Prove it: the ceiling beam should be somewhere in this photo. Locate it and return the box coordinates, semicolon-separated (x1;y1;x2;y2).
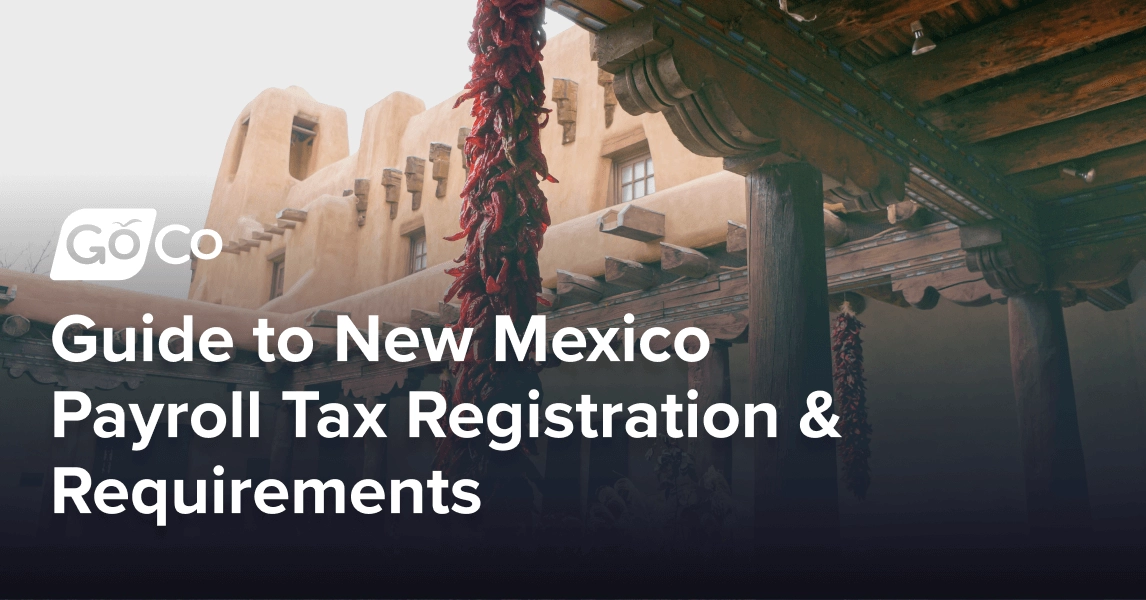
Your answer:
866;0;1146;105
924;35;1146;143
1010;141;1146;201
786;0;961;47
975;96;1146;175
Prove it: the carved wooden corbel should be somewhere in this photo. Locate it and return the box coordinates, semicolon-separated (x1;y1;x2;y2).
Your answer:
405;156;425;211
552;78;579;144
429;143;452;198
5;358;143;391
353;178;370;227
595;4;911;211
381;168;403;219
599;69;618;128
960;221;1045;294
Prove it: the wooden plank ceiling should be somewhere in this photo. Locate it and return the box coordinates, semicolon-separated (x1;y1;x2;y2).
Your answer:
548;0;1146;236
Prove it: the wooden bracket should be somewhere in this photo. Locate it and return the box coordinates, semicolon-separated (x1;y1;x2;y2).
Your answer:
405;157;425;211
553;78;579;144
252;231;273;242
598;68;618;128
960;221;1045;294
382;168;403;219
0;285;15;306
429;143;452;199
354;178;370;227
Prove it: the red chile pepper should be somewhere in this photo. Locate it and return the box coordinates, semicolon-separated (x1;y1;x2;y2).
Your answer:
436;0;553;478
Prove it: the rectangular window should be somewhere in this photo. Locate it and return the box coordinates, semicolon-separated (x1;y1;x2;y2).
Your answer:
269;254;286;300
408;230;427;274
289;115;318;180
616;152;655;203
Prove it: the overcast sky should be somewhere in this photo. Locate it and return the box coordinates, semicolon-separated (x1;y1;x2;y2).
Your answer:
0;1;573;292
0;1;574;180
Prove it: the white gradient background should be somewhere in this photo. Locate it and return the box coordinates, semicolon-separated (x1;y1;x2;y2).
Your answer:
0;0;573;296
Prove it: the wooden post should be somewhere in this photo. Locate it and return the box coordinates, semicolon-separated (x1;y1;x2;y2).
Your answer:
1008;291;1091;538
687;341;732;483
268;386;299;480
745;161;838;550
361;394;389;482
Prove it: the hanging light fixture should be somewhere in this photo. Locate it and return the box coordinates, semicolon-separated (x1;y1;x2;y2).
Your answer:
1062;166;1097;183
911;20;936;56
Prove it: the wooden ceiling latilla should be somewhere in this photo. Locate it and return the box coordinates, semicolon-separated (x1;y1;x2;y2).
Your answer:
864;0;1146;105
554;0;1145;301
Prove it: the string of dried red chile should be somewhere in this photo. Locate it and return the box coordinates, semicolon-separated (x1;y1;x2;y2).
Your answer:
833;310;872;499
437;0;554;479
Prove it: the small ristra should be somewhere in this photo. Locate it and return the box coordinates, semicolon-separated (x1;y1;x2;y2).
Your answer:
832;305;872;499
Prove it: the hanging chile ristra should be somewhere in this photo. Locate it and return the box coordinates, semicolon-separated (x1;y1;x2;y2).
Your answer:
437;0;553;478
832;308;872;499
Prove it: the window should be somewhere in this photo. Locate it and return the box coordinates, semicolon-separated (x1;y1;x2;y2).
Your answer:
269;254;286;300
617;153;655;203
230;116;249;180
408;230;427;274
289;114;318;180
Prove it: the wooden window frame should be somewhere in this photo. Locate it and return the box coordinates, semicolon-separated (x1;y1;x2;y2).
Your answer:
268;250;286;301
607;142;655;206
407;229;428;275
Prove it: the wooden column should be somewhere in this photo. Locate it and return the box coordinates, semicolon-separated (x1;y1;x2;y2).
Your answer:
268;386;299;480
362;394;390;482
745;161;838;550
687;341;732;483
1008;291;1091;537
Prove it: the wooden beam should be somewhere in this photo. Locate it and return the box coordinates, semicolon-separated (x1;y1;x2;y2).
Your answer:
604;256;660;290
866;0;1146;105
277;208;308;222
2;315;30;338
556;269;607;305
264;224;286;235
660;243;713;279
276;219;297;229
252;231;273;242
597;203;665;241
787;0;961;47
726;221;747;258
438;302;461;324
977;96;1146;174
304;309;350;328
1008;291;1091;538
410;309;445;330
924;36;1146;143
596;3;1036;240
1013;141;1146;201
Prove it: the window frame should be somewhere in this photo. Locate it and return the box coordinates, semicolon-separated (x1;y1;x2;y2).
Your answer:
609;144;655;206
268;250;286;301
408;229;428;275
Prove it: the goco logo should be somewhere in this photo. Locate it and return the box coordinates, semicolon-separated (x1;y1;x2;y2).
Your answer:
49;209;222;281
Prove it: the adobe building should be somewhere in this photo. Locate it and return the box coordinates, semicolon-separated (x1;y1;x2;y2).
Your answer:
2;23;1146;552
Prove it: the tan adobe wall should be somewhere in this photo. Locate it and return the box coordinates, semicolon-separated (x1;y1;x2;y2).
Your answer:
188;27;726;312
